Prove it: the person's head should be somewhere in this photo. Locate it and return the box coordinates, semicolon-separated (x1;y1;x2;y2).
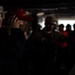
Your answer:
73;23;75;30
59;24;64;31
66;24;71;31
44;16;57;31
4;8;33;32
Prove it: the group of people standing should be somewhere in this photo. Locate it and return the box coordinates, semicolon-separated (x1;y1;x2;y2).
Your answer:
0;7;75;75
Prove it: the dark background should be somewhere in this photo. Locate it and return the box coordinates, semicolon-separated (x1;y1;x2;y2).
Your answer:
0;0;75;16
0;0;75;9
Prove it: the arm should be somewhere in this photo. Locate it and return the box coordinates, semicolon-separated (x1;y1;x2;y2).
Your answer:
9;16;27;59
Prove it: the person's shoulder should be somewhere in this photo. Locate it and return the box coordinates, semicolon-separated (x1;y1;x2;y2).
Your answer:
54;30;62;39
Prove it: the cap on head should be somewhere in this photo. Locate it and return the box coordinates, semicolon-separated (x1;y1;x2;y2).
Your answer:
12;8;33;21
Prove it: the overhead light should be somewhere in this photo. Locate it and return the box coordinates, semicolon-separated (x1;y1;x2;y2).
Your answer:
37;12;44;16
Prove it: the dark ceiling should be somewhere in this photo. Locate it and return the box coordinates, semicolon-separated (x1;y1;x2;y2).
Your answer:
0;0;75;14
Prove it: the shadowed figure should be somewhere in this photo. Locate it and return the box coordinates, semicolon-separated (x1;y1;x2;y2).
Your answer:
0;8;33;75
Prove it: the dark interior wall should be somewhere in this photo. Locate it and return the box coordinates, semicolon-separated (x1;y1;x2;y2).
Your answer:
0;0;75;10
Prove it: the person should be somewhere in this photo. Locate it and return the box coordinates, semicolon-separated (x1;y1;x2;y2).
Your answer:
0;8;33;75
40;16;62;74
27;15;63;75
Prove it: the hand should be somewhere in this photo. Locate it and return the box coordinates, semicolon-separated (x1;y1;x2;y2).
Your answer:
9;15;22;29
